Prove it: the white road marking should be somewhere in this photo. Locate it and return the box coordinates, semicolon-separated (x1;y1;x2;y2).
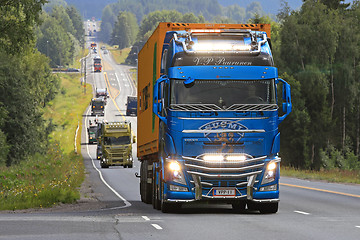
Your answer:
294;210;310;215
115;72;122;93
142;216;150;221
356;226;360;229
151;224;163;230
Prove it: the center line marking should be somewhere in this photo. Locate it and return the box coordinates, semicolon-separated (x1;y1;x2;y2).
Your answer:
152;224;163;230
294;210;310;215
142;216;150;221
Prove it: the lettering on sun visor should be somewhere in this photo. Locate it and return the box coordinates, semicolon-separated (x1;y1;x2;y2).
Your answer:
199;120;247;142
193;57;252;66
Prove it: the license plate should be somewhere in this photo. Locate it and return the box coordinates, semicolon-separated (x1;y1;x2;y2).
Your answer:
213;188;236;197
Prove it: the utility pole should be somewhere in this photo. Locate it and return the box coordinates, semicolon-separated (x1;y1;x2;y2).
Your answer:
84;58;87;94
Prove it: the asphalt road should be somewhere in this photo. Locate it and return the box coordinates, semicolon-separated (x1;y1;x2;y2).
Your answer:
0;28;360;240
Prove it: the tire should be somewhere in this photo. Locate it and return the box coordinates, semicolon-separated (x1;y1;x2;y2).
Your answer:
154;172;161;210
160;181;170;213
140;160;152;204
258;202;279;214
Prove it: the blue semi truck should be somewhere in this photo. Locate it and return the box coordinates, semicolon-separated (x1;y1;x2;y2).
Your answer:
137;23;291;213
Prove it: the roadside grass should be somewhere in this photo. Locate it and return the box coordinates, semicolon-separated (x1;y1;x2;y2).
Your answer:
109;47;131;64
0;73;93;211
281;166;360;184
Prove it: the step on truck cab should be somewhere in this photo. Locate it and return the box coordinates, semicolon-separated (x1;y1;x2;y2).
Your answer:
99;121;136;168
137;23;292;213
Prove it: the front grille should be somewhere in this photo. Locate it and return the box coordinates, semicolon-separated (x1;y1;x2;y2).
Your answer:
183;154;265;191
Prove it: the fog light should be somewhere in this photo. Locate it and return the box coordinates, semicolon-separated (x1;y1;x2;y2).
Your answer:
170;185;188;192
260;184;278;192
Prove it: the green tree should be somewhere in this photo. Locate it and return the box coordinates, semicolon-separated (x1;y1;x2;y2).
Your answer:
36;13;74;67
111;11;139;49
0;0;47;54
0;104;9;166
66;5;85;46
246;2;265;20
223;5;246;23
99;5;117;43
277;1;341;169
51;6;76;39
0;50;59;166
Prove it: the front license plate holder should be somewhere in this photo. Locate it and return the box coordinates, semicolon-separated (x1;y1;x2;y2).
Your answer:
213;188;236;197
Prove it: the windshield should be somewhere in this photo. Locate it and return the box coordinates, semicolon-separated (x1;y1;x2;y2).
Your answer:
92;101;104;108
128;100;137;108
89;126;97;133
170;79;276;108
104;136;130;145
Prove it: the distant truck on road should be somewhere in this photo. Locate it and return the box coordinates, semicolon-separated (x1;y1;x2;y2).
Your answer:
98;121;136;168
87;121;98;144
96;88;109;104
93;56;102;72
91;98;105;116
126;96;137;116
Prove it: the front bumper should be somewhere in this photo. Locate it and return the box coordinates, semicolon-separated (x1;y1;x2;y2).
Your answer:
163;156;281;203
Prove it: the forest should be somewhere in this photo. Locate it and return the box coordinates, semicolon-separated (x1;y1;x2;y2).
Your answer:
0;1;84;166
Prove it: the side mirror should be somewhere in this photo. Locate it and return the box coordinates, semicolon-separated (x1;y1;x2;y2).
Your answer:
278;78;292;123
153;75;168;123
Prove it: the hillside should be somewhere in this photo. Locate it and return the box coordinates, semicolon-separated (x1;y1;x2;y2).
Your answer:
218;0;303;14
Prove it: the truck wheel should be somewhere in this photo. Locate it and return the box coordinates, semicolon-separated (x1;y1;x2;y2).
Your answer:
140;160;152;204
128;163;133;168
100;160;109;168
152;168;161;210
258;202;278;214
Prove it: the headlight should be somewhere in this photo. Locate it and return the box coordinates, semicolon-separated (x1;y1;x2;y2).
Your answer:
167;161;186;185
261;161;278;185
169;161;181;171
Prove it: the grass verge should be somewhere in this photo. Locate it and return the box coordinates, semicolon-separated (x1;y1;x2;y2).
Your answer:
281;166;360;184
0;73;92;211
109;47;131;64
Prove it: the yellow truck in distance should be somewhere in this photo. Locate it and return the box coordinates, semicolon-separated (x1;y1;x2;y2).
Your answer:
99;121;136;168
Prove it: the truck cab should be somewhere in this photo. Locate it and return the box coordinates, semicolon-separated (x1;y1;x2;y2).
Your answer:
91;98;105;116
87;123;98;144
138;23;292;213
100;122;136;168
126;96;137;116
